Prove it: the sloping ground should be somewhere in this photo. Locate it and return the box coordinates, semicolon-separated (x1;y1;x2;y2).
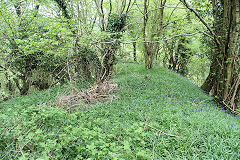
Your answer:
0;63;239;159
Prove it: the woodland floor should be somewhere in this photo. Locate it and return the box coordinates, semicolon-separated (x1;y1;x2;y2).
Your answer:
0;63;240;159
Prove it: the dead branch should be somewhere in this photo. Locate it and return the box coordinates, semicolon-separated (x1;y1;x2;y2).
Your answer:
57;81;120;109
145;124;185;138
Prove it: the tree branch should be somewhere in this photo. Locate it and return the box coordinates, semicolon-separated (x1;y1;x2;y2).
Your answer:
180;0;220;46
0;65;8;71
109;0;112;16
54;0;71;20
166;2;181;25
145;124;185;138
163;31;203;40
125;0;132;14
120;0;126;14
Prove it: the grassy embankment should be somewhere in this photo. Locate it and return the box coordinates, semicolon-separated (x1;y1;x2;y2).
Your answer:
0;63;239;159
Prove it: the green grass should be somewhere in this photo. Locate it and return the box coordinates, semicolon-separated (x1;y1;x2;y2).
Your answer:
0;63;240;159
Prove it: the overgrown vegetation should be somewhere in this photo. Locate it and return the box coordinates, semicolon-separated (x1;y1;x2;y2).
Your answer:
1;64;240;159
0;0;239;159
0;0;239;111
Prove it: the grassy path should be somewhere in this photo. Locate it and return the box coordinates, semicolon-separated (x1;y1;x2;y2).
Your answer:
0;64;239;159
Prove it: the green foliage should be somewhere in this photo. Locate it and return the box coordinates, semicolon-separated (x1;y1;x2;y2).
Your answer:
1;64;239;159
0;1;73;96
187;55;210;86
106;13;126;40
0;0;239;158
0;0;216;101
107;14;126;33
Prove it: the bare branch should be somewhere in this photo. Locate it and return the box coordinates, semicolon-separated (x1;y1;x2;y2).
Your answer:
93;0;105;31
100;0;104;17
145;124;185;138
230;74;240;110
0;65;8;71
109;0;112;15
180;0;220;46
125;0;132;14
166;2;181;25
147;5;187;15
120;0;126;14
163;31;202;40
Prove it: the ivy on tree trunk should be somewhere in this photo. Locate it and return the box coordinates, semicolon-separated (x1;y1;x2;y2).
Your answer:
183;0;240;111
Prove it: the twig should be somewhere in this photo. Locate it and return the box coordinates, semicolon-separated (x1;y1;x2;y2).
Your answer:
18;144;25;158
145;124;185;138
222;101;237;114
142;119;149;140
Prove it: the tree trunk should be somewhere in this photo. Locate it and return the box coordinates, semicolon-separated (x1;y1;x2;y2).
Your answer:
201;0;240;111
145;50;153;69
142;0;166;69
80;55;91;79
201;57;218;93
168;47;174;70
100;42;117;81
133;42;137;62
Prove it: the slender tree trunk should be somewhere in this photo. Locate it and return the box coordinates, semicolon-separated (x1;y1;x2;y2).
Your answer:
133;42;137;61
142;0;166;69
168;47;174;70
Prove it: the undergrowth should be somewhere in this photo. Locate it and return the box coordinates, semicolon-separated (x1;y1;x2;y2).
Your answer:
0;63;240;159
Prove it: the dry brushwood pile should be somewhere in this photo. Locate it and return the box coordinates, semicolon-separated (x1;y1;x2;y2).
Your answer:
57;81;120;109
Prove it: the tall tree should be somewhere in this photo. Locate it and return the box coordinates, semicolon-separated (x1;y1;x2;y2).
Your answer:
182;0;240;111
93;0;134;81
142;0;166;69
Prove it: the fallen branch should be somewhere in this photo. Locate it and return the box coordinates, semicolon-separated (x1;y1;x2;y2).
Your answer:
145;124;185;138
57;81;120;109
